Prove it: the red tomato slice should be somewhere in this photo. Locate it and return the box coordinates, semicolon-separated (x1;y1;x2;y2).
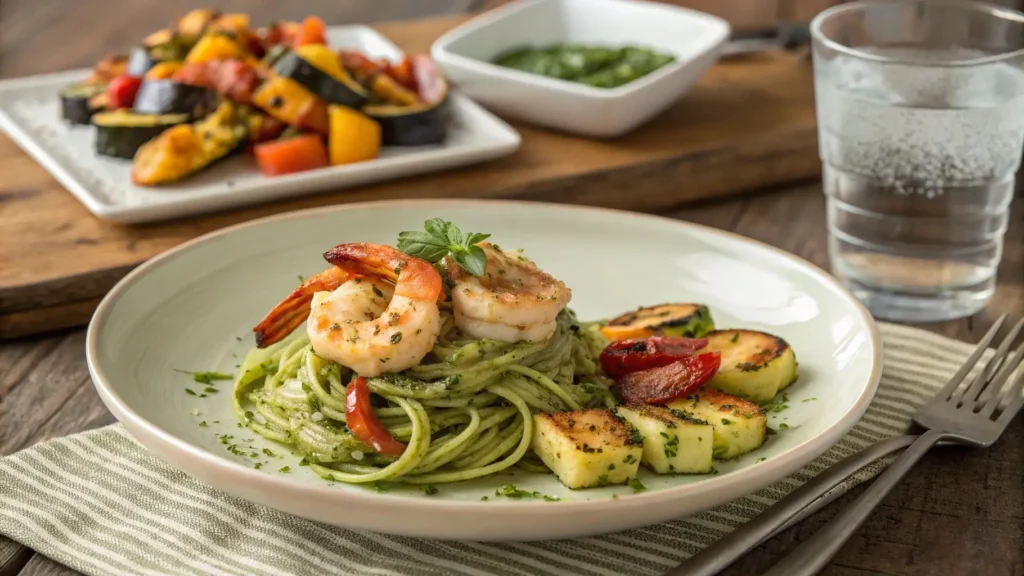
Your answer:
253;134;329;176
600;336;708;380
618;352;721;405
345;377;406;457
107;74;142;109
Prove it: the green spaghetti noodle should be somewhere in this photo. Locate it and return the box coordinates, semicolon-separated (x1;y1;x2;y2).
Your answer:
233;309;613;485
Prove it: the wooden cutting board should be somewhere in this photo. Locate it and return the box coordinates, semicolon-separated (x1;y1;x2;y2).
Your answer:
0;15;820;339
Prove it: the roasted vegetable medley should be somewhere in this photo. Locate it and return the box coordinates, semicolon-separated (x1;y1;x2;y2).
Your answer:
59;9;449;186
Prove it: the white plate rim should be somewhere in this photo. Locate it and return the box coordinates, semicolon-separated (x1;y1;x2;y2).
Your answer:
85;199;882;524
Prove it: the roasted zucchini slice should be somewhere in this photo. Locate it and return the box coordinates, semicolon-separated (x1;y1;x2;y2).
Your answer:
701;329;798;403
531;409;642;489
60;82;107;125
133;80;218;119
669;389;767;460
601;303;715;341
273;49;368;108
131;101;246;185
92;110;189;159
616;404;714;474
362;62;449;146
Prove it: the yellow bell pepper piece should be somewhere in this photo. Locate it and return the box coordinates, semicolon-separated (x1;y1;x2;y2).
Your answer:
328;105;381;165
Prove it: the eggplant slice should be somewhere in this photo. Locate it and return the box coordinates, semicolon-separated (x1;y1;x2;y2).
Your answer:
363;78;449;147
133;80;218;119
60;82;107;125
272;49;368;108
92;110;189;159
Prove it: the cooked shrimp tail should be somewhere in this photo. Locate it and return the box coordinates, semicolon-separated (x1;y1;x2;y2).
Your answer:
323;242;443;302
253;266;352;347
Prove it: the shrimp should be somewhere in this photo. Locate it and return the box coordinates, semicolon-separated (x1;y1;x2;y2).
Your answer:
445;242;571;342
253;266;352;347
253;243;443;377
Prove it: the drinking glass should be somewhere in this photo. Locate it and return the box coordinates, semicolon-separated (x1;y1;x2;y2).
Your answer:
811;0;1024;322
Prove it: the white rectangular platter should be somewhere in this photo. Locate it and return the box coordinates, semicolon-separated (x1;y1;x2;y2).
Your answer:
0;25;521;224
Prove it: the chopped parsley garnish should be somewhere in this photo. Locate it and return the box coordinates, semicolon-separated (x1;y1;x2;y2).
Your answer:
663;434;679;458
397;218;491;276
391;332;403;344
623;454;637;464
628;478;646;493
756;457;767;463
779;423;790;430
184;389;197;396
730;332;740;343
424;485;439;496
279;466;291;473
198;421;207;428
175;369;233;385
262;448;277;458
372;286;384;298
253;463;262;470
803;397;817;402
298;457;310;466
480;496;489;501
494;484;559;501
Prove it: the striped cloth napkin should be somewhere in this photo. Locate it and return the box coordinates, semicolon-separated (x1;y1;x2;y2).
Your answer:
0;323;975;576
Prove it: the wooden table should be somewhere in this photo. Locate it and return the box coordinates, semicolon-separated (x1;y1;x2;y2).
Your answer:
1;2;1022;576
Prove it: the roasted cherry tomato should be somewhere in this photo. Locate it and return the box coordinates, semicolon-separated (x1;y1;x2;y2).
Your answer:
600;336;708;380
345;377;406;456
618;352;722;405
107;74;142;109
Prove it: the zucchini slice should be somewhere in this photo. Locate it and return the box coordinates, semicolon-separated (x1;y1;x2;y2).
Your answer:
133;80;218;119
92;110;189;159
701;329;799;403
60;82;107;125
602;303;715;341
616;404;714;474
531;409;643;489
131;101;246;185
669;389;767;460
272;49;368;108
362;63;449;147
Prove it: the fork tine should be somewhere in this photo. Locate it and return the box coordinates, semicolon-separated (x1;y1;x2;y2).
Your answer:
940;314;1007;404
994;367;1024;427
957;317;1024;407
977;340;1024;413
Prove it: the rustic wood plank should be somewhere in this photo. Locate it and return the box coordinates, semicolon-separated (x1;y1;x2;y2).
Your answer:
14;555;78;576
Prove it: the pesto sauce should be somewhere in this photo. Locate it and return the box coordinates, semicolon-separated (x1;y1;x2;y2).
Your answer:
493;44;675;88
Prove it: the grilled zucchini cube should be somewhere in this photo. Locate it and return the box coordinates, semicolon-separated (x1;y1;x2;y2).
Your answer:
701;329;798;403
669;389;767;460
601;303;714;341
616;405;714;474
532;409;643;489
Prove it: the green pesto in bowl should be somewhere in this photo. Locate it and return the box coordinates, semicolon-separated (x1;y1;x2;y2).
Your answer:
493;44;676;88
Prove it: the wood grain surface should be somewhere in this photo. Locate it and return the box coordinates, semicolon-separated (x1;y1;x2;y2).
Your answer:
1;2;1023;576
0;16;821;339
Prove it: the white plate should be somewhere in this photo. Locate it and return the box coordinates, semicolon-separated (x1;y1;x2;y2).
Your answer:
86;200;881;541
0;26;520;224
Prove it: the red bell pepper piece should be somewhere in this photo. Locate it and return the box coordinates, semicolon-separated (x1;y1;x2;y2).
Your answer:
253;134;329;176
600;336;708;380
618;352;722;405
345;377;406;457
293;16;327;47
106;74;142;109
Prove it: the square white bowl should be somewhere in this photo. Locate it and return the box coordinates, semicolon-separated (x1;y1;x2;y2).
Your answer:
431;0;731;138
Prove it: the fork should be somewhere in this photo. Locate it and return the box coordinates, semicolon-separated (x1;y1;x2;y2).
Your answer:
759;314;1024;576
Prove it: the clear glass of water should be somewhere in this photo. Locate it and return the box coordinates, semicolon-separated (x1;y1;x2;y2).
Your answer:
811;0;1024;322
